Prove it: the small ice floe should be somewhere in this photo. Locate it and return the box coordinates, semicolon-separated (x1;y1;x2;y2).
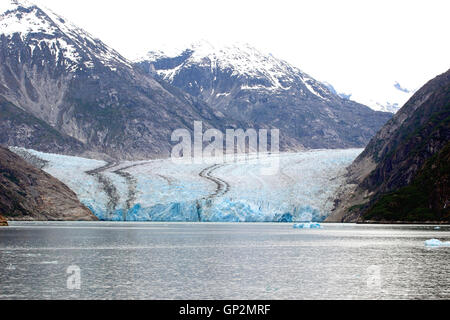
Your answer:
6;264;16;271
424;239;450;247
293;223;322;229
39;261;59;265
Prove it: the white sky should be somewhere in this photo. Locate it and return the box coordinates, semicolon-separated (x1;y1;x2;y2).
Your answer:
33;0;449;108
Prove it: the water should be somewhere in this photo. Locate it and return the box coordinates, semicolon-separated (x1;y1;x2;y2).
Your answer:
0;222;449;300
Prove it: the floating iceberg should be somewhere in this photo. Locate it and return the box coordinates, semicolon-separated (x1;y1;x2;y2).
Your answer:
6;264;16;271
424;239;450;247
293;223;323;229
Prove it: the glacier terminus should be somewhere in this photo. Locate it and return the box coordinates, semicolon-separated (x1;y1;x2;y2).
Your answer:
11;148;362;222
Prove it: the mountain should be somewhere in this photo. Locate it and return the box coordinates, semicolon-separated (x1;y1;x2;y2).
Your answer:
0;0;232;160
0;146;97;221
323;81;415;114
327;69;450;222
322;82;352;101
136;41;393;149
349;81;416;114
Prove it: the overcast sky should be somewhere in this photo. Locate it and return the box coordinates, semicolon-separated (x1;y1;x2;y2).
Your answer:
33;0;449;108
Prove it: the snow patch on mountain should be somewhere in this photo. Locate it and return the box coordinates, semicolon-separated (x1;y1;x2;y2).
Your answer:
0;0;131;71
323;80;417;114
349;82;416;113
138;40;335;97
394;81;414;94
1;1;59;37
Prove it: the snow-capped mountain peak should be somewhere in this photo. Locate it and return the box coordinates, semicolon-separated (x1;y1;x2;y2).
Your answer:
135;41;392;149
0;0;131;71
140;41;294;82
1;1;244;160
341;81;417;114
0;0;57;37
138;40;337;99
0;0;32;15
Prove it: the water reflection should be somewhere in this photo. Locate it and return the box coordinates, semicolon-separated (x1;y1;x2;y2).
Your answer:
0;222;449;299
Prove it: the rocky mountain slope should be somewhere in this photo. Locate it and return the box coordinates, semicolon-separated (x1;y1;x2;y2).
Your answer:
136;41;393;149
327;69;450;222
0;0;234;160
0;146;97;221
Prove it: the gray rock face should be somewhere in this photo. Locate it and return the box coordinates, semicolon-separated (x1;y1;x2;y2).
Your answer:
0;96;86;155
1;1;392;160
0;1;235;160
0;146;97;221
328;69;450;222
136;41;393;149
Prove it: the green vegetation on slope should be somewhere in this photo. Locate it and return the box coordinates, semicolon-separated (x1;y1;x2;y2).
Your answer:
364;142;450;222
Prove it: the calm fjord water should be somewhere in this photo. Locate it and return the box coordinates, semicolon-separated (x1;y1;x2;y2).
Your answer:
0;222;449;300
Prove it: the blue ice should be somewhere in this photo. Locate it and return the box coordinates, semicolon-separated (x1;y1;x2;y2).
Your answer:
293;223;323;229
15;148;362;222
425;239;450;247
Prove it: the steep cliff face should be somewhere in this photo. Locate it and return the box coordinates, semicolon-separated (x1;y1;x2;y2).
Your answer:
0;146;97;221
363;144;449;222
328;69;450;222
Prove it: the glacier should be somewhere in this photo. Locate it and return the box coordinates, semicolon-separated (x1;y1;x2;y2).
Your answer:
11;148;362;222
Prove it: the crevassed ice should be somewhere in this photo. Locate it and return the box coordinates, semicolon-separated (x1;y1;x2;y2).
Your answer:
19;148;362;222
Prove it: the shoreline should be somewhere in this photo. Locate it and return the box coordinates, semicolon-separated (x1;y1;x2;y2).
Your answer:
2;220;449;226
0;215;8;226
355;220;450;225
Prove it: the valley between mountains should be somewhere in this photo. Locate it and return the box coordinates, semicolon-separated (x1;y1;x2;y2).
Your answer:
0;0;448;223
9;147;361;222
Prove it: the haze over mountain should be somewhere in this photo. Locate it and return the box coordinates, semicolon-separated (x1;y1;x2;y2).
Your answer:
324;80;416;113
328;69;450;222
136;41;392;149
